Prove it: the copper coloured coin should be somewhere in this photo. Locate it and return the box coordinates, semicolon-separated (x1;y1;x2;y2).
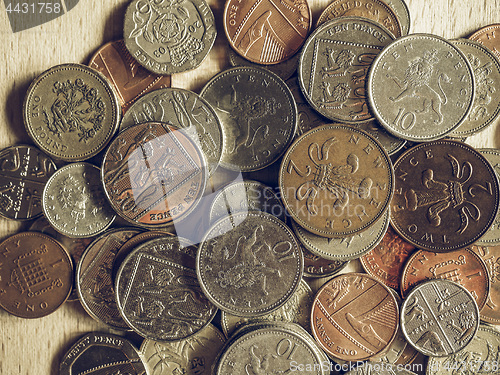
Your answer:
469;24;500;59
311;273;399;361
101;122;207;228
471;245;500;324
0;232;72;318
224;0;311;65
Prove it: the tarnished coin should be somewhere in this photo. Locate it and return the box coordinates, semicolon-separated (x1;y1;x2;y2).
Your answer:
391;140;500;252
472;245;500;324
88;39;171;112
311;273;399;361
0;145;56;220
400;248;490;310
298;17;394;124
120;88;223;175
400;279;479;357
116;236;217;341
208;179;286;223
360;225;416;290
221;279;314;338
0;232;72;318
357;121;407;156
59;332;146;375
279;124;394;238
223;0;311;65
23;63;121;161
197;211;303;317
302;246;348;279
384;0;411;35
200;67;297;172
316;0;402;38
42;163;116;238
123;0;216;75
76;228;143;329
469;24;500;60
140;324;225;375
368;34;475;142
101;122;207;228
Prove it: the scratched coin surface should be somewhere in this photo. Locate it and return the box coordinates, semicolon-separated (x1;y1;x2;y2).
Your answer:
42;163;116;238
472;245;500;324
0;145;56;221
101;122;207;227
140;324;225;375
76;228;143;329
59;332;146;375
391;140;500;252
23;63;121;161
280;124;394;238
368;34;475;142
400;279;479;357
88;39;171;112
400;248;490;310
116;236;217;341
123;0;216;75
311;273;399;361
469;24;500;60
223;0;311;65
0;232;72;318
302;245;348;278
298;16;394;124
316;0;402;38
197;211;303;317
200;66;297;172
120;88;223;175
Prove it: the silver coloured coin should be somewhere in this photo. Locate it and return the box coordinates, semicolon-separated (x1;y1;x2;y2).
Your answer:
385;0;411;35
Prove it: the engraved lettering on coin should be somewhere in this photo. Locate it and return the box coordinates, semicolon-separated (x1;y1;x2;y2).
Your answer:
469;24;500;59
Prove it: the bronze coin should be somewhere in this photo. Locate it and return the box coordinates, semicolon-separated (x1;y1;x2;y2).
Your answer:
391;140;500;252
101;122;207;228
360;225;416;290
311;273;399;361
400;247;490;310
0;232;72;318
0;144;56;221
302;245;348;279
469;24;500;59
88;39;171;113
224;0;311;65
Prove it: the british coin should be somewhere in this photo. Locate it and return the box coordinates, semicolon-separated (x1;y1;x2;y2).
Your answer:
400;279;479;357
298;17;394;124
390;140;500;252
302;245;348;278
447;39;500;137
360;225;416;290
197;211;303;317
472;245;500;324
140;324;225;375
368;34;475;142
384;0;411;35
23;63;121;161
0;145;56;220
357;121;407;156
223;0;311;65
119;88;223;175
316;0;402;38
221;279;314;338
426;324;500;375
400;248;490;310
59;332;146;375
42;163;116;238
123;0;216;75
311;273;399;361
469;24;500;60
101;122;207;228
0;232;72;318
279;124;394;238
199;66;297;172
88;39;171;112
115;236;217;341
76;227;143;329
208;179;286;223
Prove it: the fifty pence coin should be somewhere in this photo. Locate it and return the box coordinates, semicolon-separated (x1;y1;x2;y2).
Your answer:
42;162;116;238
400;279;479;357
472;244;500;324
0;145;56;220
123;0;216;75
23;63;121;161
469;24;500;60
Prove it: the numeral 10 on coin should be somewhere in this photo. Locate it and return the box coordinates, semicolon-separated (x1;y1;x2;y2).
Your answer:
276;338;298;360
393;107;416;130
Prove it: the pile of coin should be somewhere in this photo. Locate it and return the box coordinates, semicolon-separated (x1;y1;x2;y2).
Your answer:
2;0;500;374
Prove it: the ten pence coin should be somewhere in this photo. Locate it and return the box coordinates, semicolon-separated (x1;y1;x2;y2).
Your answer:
469;24;500;59
23;63;121;161
279;124;394;238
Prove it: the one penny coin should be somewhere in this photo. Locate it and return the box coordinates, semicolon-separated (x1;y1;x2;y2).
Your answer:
469;24;500;59
472;244;500;324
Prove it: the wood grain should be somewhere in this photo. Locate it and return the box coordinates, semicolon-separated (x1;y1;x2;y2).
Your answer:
0;0;499;374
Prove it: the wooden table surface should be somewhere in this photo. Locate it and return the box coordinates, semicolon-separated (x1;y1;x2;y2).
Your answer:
1;0;499;374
